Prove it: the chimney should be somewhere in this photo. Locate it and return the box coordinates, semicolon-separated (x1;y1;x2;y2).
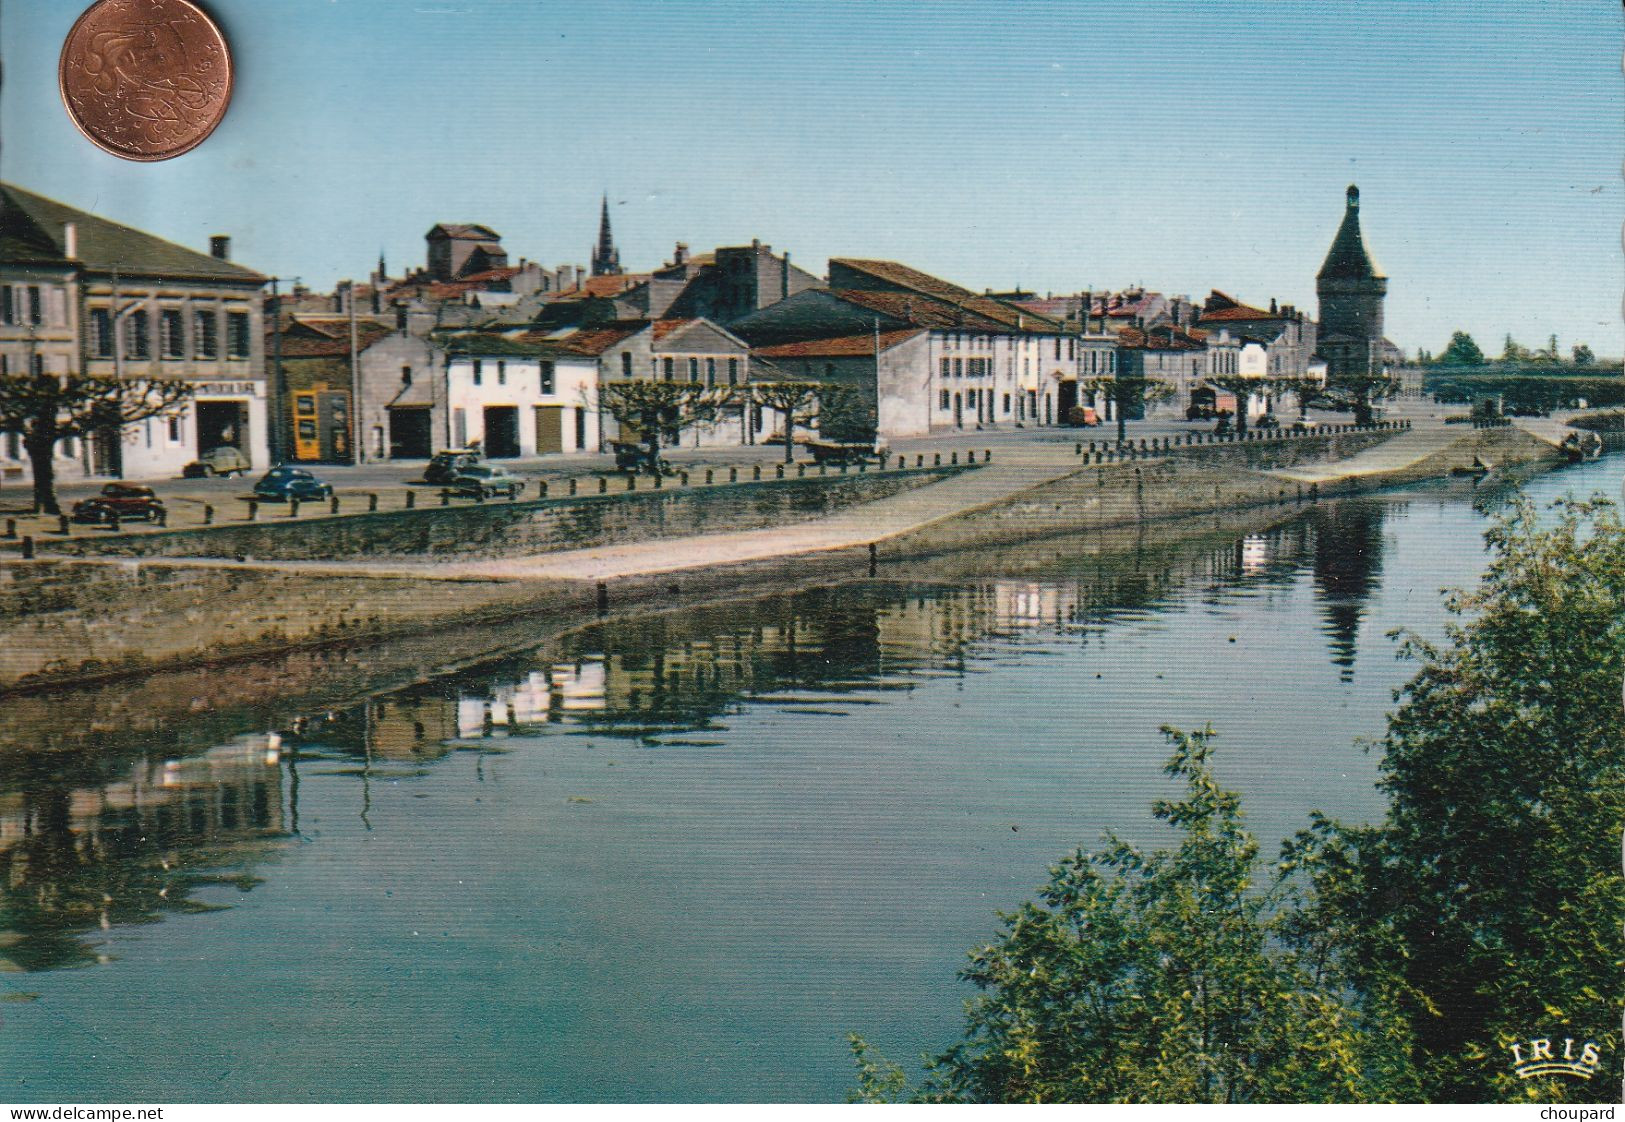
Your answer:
575;265;586;288
781;251;790;300
210;235;231;261
63;222;78;260
674;242;689;266
751;238;761;250
1270;297;1278;315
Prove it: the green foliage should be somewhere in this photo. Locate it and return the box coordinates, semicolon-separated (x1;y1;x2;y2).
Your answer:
1568;409;1625;432
1290;496;1625;1102
1424;373;1625;415
1571;344;1596;367
862;728;1415;1103
855;495;1625;1104
1437;331;1486;367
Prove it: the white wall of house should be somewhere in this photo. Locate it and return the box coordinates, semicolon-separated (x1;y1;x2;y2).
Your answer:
445;354;597;456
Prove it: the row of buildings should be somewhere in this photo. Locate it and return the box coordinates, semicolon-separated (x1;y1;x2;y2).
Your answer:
0;184;1398;481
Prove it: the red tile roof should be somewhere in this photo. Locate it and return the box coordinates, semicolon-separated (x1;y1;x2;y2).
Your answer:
753;328;926;358
271;320;393;357
833;289;1053;336
541;274;650;302
1118;325;1205;352
518;321;650;356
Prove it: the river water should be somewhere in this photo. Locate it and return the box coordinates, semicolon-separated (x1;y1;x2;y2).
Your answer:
3;455;1619;1103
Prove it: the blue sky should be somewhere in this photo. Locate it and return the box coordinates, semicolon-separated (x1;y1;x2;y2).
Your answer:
5;0;1621;356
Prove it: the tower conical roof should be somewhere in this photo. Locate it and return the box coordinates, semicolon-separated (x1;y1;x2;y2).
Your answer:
1317;185;1384;281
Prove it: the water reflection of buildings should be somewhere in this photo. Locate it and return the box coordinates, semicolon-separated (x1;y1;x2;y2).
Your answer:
0;733;287;972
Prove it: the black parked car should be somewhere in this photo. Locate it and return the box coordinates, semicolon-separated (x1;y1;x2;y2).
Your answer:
424;449;483;485
253;466;335;502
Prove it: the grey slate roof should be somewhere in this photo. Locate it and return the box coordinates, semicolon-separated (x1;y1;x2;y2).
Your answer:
0;182;267;285
1317;185;1384;281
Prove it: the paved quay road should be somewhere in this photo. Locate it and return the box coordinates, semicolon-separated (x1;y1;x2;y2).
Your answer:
0;407;1451;541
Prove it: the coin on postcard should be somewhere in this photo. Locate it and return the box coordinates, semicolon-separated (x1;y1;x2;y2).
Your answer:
58;0;233;162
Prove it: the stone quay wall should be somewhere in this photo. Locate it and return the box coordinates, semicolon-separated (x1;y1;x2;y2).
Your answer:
895;425;1559;556
41;465;965;562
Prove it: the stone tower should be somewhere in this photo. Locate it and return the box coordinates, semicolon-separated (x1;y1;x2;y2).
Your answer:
590;194;621;277
1316;185;1388;379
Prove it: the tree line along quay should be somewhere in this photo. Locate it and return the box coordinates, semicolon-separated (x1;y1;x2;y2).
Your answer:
12;178;1610;523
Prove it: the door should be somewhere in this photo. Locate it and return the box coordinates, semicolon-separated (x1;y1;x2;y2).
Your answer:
534;405;564;455
484;405;520;458
389;407;432;458
1057;379;1078;424
292;393;321;461
91;425;122;477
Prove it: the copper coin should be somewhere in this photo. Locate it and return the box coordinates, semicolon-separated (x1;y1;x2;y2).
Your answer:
58;0;233;162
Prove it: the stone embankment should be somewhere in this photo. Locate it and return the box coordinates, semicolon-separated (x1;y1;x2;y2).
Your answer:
0;421;1564;691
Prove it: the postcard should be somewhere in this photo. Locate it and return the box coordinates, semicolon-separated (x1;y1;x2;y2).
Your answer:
0;0;1620;1111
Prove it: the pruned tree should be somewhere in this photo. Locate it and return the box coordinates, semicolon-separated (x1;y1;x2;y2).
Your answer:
1571;342;1595;367
597;380;735;470
1327;371;1400;425
1203;373;1273;435
1080;374;1175;444
1270;376;1322;422
0;372;193;514
748;381;863;462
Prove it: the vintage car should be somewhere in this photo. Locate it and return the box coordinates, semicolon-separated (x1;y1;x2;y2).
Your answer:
252;465;335;502
424;449;483;485
807;438;889;466
182;445;251;478
71;483;166;524
610;441;674;476
447;464;524;498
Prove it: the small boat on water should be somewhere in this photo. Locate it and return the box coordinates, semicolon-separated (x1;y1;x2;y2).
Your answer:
1451;455;1494;477
1560;431;1603;463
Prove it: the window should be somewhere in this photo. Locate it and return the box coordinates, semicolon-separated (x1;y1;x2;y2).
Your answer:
161;309;185;358
27;286;41;326
472;359;483;385
226;311;250;358
967;389;978;408
706;358;716;386
953;358;963;378
127;310;149;358
1054;338;1062;359
497;360;507;385
727;358;739;385
90;308;113;358
0;287;11;325
687;357;699;383
940;357;950;379
401;365;413;385
194;310;218;358
824;363;835;379
1003;393;1011;414
540;361;555;394
5;431;18;459
662;357;674;381
168;414;182;442
621;352;632;377
940;389;950;411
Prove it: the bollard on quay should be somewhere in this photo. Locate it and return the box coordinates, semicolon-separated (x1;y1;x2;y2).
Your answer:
916;454;924;468
156;508;167;527
441;491;450;506
538;480;549;498
627;475;636;491
247;499;258;521
798;464;806;477
330;495;340;515
653;473;662;489
599;477;608;493
729;467;738;483
752;465;761;481
934;453;941;466
368;493;379;512
405;490;416;509
596;581;609;614
775;465;784;479
20;535;33;559
290;498;301;517
3;518;13;539
57;514;70;535
984;448;991;462
704;469;714;485
108;511;120;533
950;452;958;465
680;471;690;486
569;478;578;496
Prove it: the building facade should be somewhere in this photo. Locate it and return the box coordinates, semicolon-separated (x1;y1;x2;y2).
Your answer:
1;183;268;482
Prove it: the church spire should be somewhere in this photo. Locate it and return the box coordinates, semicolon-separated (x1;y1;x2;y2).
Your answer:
591;194;622;277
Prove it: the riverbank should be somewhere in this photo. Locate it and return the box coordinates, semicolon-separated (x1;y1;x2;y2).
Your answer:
0;422;1562;691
